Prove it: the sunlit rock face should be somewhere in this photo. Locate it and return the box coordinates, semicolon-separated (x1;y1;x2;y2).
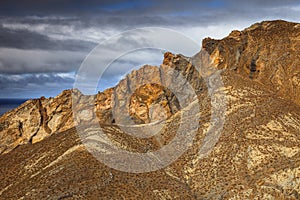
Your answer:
202;20;300;106
0;20;300;199
0;89;77;154
128;83;176;124
112;53;204;125
0;51;203;154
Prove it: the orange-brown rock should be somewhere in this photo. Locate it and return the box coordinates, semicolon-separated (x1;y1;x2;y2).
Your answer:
0;20;299;199
0;52;203;154
129;83;176;124
112;55;203;125
0;89;78;154
202;20;300;106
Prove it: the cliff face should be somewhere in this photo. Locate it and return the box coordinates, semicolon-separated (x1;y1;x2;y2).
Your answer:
0;52;203;154
202;20;300;105
0;90;76;154
0;20;300;199
112;53;204;124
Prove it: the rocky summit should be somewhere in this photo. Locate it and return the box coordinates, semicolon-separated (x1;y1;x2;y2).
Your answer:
0;20;300;199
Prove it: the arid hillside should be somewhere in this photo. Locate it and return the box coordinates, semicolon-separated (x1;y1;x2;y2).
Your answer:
0;20;299;199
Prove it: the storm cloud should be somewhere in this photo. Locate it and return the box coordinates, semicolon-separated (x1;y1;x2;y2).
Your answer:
0;0;300;98
0;72;75;98
0;24;96;51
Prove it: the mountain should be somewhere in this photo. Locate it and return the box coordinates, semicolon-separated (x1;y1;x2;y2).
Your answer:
0;52;204;155
0;20;299;199
202;20;300;106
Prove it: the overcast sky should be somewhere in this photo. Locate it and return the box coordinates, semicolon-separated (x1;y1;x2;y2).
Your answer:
0;0;300;98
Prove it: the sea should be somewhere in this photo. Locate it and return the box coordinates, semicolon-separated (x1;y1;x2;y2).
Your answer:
0;99;28;116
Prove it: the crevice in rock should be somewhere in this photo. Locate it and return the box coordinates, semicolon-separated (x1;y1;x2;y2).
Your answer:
17;121;23;137
249;47;261;79
36;99;52;134
126;75;132;94
28;129;38;144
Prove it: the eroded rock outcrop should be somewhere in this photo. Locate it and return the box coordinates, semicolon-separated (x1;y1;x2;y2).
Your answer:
128;83;176;124
112;54;204;124
0;52;203;154
202;20;300;105
0;89;77;154
0;20;299;199
2;20;300;155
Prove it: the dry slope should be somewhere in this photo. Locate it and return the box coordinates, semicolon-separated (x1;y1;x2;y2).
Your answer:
0;20;299;199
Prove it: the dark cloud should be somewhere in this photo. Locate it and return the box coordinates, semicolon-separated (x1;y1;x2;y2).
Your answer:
0;73;73;88
0;24;96;51
0;0;299;98
0;0;298;16
0;1;295;30
0;73;74;98
0;48;86;74
1;0;300;31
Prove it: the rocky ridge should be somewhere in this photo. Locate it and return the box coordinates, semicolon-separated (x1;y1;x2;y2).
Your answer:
0;20;299;199
0;52;203;155
202;20;300;105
